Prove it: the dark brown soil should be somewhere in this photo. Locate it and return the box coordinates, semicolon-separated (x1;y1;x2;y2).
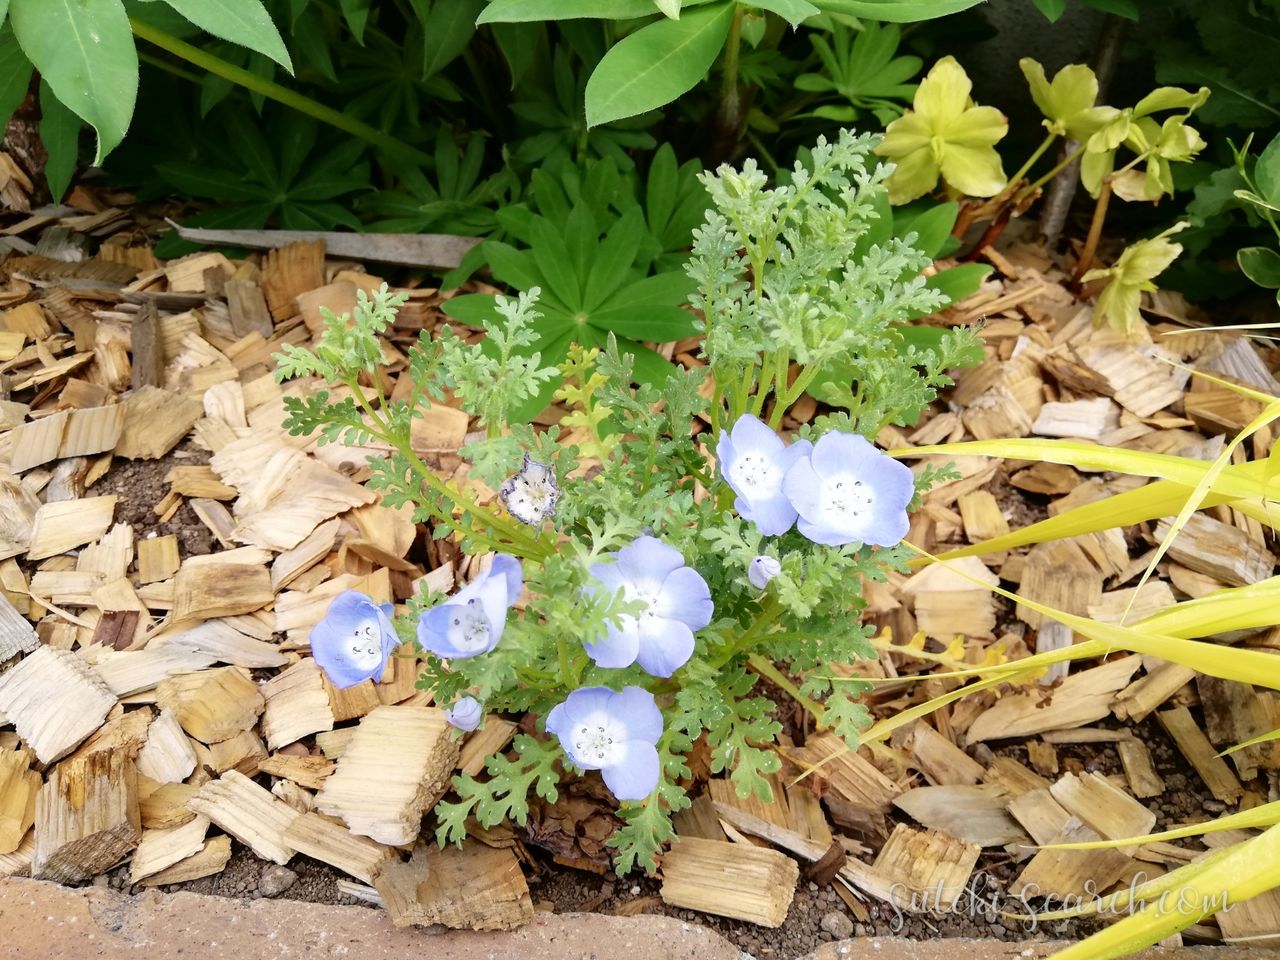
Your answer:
90;445;216;557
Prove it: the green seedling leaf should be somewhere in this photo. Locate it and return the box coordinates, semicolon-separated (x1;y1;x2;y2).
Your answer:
751;0;820;25
585;2;734;127
38;79;79;201
1239;246;1280;289
10;0;137;162
815;0;986;22
478;0;658;23
158;0;293;72
1255;130;1280;207
0;22;31;128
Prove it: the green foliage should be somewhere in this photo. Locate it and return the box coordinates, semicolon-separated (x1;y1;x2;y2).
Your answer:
0;0;292;196
275;131;972;874
794;22;921;125
1227;131;1280;305
153;108;368;256
441;151;706;418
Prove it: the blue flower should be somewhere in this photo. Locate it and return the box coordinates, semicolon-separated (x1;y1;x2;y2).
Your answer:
748;555;781;589
717;414;813;536
417;554;523;659
310;591;399;689
500;454;559;526
585;536;712;678
444;696;483;732
782;432;915;547
545;686;662;801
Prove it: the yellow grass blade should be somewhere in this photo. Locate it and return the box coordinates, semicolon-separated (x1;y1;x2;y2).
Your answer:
1134;576;1280;639
1034;800;1280;850
1036;825;1280;956
1222;727;1280;757
1121;394;1280;621
906;545;1280;691
893;439;1279;500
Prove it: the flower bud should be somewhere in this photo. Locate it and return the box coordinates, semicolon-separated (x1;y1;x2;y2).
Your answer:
444;696;483;732
748;555;781;589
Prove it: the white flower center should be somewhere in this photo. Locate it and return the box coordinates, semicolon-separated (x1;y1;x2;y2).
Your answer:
446;598;492;652
622;581;661;621
729;453;780;495
571;711;627;767
823;477;873;519
347;620;383;670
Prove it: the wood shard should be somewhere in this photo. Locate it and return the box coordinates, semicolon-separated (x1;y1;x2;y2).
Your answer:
136;535;180;584
26;496;117;560
260;659;335;750
139;781;198;829
139;834;231;887
170;561;274;623
282;811;391;884
1157;707;1244;803
187;770;300;865
33;748;140;884
965;655;1141;743
116;386;204;460
129;814;209;883
314;705;459;846
782;734;901;816
892;784;1026;846
0;748;39;855
660;836;798;927
0;647;116;763
1154;512;1274;588
155;667;264;745
374;840;534;930
258;753;334;790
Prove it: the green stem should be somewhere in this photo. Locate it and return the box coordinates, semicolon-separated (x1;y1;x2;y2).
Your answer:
768;363;819;430
129;18;430;166
713;6;745;151
1015;143;1086;204
138;51;202;84
345;378;547;559
746;654;825;723
1007;132;1059;188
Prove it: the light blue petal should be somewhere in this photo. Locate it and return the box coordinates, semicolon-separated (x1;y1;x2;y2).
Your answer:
782;455;823;521
614;535;686;583
602;740;660;801
715;431;736;483
634;616;695;677
416;601;495;659
557;686;618;727
310;591;395;689
588;561;628;595
584;617;640;669
612;686;663;744
654;566;713;629
858;505;911;547
796;513;859;547
861;455;916;510
811;431;878;479
730;414;786;458
738;492;798;536
488;554;524;606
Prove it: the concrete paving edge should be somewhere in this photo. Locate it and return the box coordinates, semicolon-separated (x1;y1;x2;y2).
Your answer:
0;878;1270;960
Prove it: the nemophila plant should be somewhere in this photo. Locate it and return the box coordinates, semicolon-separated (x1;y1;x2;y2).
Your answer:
276;130;977;874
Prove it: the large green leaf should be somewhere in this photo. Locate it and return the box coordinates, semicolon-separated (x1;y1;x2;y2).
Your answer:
38;79;79;201
0;1;8;27
478;0;657;23
337;0;370;42
10;0;136;162
0;22;31;129
158;0;292;71
1239;246;1280;289
751;0;820;25
585;1;734;127
422;0;483;77
815;0;985;22
1255;131;1280;208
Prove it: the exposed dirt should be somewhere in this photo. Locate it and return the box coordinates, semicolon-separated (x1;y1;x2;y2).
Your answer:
90;445;215;557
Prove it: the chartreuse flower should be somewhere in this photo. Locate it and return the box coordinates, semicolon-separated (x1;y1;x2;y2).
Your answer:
545;686;662;801
874;56;1008;204
444;696;483;732
1080;86;1210;201
1019;58;1119;143
417;555;523;659
310;591;399;689
717;414;812;536
1082;223;1188;335
783;432;915;547
586;536;713;678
